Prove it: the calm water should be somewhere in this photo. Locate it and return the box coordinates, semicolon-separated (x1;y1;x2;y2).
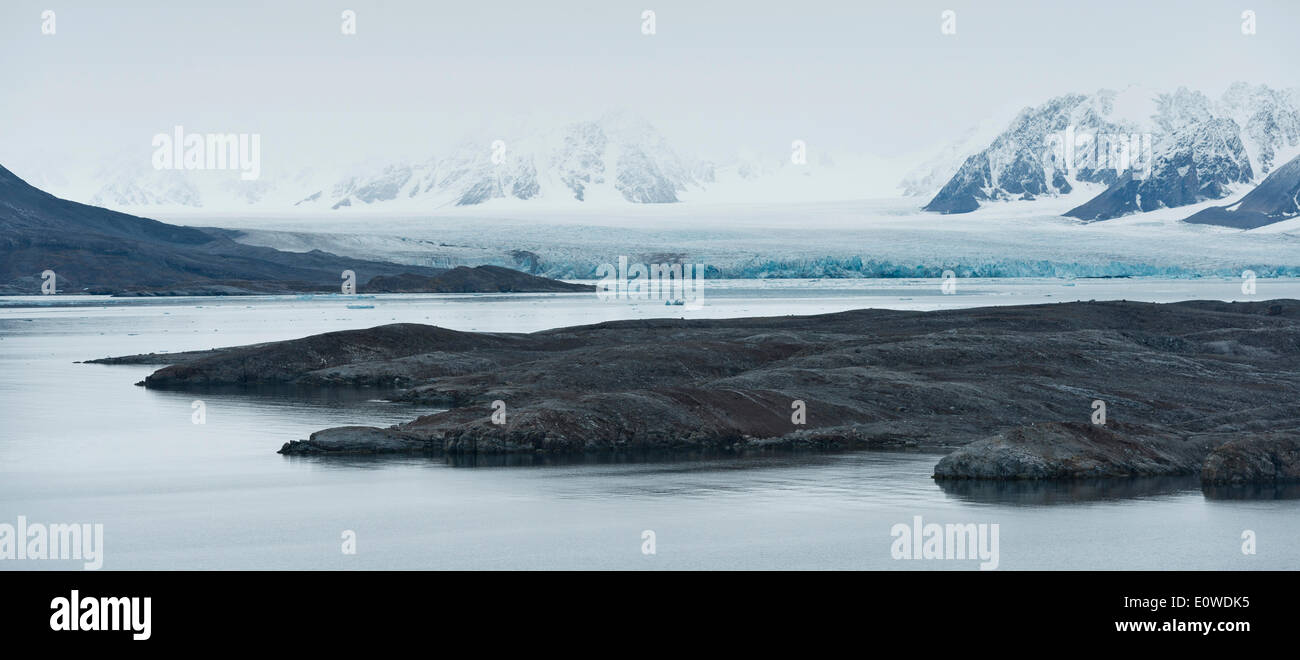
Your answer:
1;278;1297;570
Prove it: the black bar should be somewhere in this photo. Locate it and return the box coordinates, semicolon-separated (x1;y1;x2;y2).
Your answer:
0;570;1285;647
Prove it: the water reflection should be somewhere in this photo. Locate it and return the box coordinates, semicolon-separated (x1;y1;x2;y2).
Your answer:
936;476;1198;505
143;382;410;403
1202;483;1300;500
280;446;933;471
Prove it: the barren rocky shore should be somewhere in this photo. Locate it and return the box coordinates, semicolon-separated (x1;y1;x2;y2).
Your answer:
91;299;1300;484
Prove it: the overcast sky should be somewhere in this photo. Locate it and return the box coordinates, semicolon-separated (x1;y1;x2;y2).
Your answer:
2;0;1297;177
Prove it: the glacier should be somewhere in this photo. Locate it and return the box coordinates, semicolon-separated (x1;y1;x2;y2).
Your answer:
157;192;1300;281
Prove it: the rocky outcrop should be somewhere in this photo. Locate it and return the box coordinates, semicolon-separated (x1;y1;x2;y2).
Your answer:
279;426;434;455
1201;435;1300;484
95;299;1300;462
932;422;1216;480
114;324;519;389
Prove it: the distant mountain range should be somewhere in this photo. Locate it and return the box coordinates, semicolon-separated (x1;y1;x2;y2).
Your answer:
12;84;1300;229
920;83;1300;224
50;112;895;212
318;112;707;209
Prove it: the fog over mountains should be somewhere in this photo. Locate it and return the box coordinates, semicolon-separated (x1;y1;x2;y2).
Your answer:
319;112;710;209
17;83;1300;229
55;111;896;212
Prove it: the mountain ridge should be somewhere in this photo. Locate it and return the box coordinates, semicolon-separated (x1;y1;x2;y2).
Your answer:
923;84;1300;222
1183;153;1300;229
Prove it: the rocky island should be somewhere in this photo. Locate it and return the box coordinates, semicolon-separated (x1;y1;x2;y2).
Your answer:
91;299;1300;484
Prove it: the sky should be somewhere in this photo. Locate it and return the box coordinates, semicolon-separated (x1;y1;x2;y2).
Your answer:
1;0;1297;181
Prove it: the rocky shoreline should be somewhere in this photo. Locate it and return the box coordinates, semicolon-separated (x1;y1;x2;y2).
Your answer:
931;421;1219;480
93;299;1300;484
1201;435;1300;484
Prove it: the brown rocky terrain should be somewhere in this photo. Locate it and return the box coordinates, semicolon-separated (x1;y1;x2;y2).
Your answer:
1202;435;1300;484
92;299;1300;482
932;422;1219;480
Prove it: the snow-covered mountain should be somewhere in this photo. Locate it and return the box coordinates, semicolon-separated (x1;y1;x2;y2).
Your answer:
34;112;900;213
1066;113;1253;221
923;84;1300;220
71;152;328;211
23;85;1299;220
309;112;710;210
898;109;1023;198
91;167;203;208
1218;82;1300;177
